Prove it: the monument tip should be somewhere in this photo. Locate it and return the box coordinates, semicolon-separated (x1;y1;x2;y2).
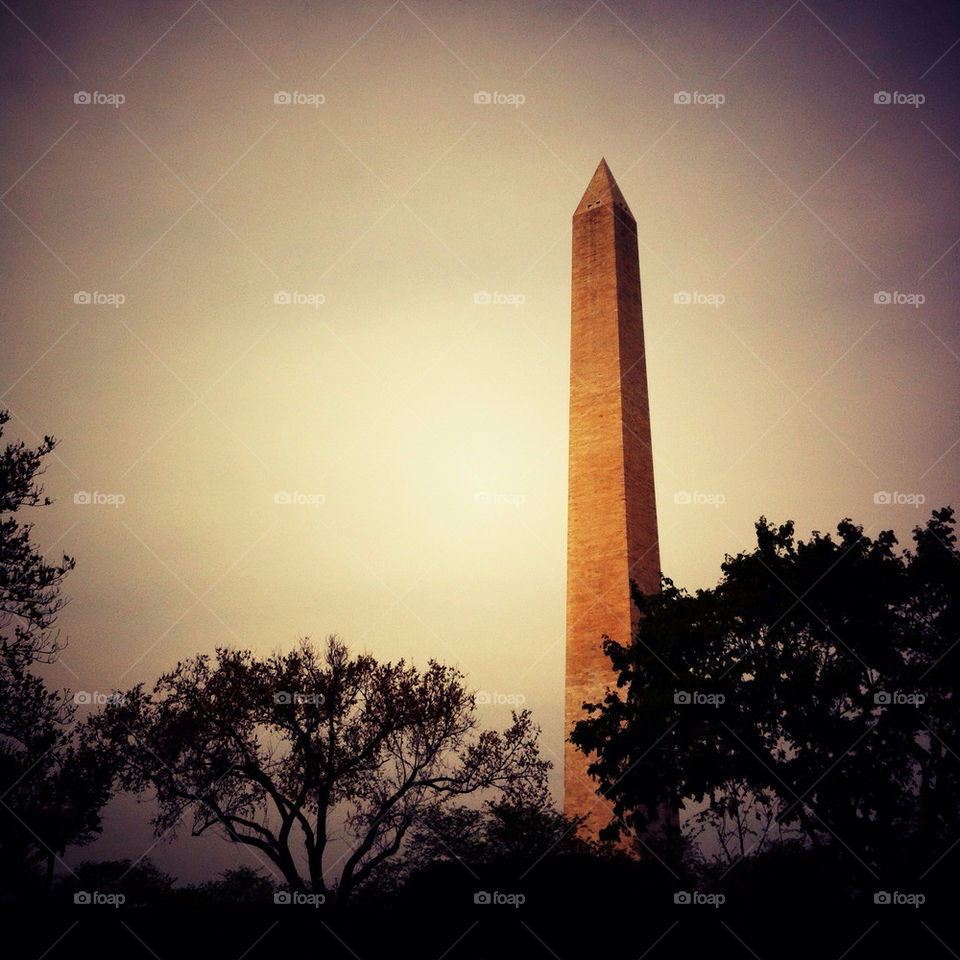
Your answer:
574;158;635;220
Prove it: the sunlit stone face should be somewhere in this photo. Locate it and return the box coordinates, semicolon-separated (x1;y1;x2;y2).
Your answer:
565;160;660;836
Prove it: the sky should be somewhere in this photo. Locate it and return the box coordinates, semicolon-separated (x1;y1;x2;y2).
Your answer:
1;0;958;883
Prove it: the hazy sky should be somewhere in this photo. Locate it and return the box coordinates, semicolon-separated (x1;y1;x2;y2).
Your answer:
1;0;958;881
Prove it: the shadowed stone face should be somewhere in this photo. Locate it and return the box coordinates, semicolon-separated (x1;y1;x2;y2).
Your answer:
565;159;660;836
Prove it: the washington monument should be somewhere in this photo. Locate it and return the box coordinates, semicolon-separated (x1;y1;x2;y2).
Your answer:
565;159;660;834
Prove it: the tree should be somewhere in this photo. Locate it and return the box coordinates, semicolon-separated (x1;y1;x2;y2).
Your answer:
0;687;113;895
0;410;112;894
571;508;960;879
193;865;276;905
87;636;551;903
56;858;175;905
0;409;75;668
399;798;593;877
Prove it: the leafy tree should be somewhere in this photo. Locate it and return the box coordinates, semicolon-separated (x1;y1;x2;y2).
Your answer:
0;700;113;895
399;799;593;875
571;508;959;879
193;865;276;905
87;636;550;903
0;409;75;668
0;410;112;894
56;858;175;905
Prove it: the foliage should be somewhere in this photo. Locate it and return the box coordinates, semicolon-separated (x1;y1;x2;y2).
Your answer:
88;636;551;902
571;507;960;879
0;410;112;894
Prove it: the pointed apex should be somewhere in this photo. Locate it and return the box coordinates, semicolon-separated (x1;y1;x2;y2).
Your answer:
574;158;634;220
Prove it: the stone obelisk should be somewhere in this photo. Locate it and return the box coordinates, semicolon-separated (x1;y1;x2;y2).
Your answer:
565;158;660;835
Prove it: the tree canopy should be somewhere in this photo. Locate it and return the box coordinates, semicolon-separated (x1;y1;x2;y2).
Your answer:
571;507;959;882
0;410;112;893
88;636;551;902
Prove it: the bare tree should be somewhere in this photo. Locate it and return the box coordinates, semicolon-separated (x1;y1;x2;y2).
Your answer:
88;636;550;902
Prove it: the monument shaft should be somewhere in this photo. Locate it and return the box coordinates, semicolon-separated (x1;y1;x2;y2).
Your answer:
565;160;660;832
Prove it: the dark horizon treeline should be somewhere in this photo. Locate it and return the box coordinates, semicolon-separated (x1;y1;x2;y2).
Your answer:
6;840;952;958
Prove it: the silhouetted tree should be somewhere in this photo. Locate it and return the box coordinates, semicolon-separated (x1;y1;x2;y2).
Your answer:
571;508;959;879
56;858;175;905
0;410;75;668
88;636;551;903
408;799;592;868
193;865;276;905
0;709;113;895
0;410;112;895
